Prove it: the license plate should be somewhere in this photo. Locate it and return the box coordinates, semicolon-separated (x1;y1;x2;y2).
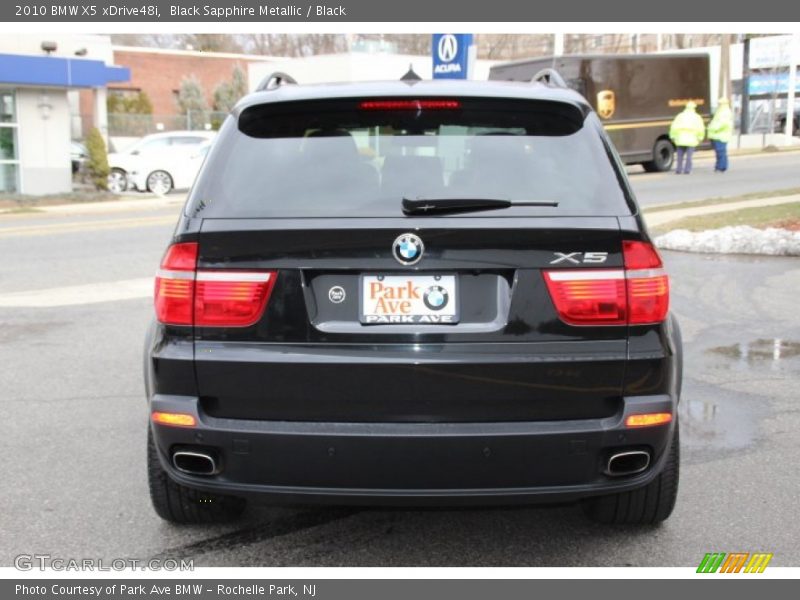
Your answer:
360;274;459;324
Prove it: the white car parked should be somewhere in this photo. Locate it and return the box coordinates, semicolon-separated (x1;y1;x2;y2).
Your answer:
107;131;215;193
128;142;212;195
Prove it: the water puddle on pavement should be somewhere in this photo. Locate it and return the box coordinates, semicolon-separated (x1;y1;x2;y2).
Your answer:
678;380;765;463
709;338;800;364
677;338;798;462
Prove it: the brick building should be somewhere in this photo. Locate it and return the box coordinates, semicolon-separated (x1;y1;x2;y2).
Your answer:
78;46;282;134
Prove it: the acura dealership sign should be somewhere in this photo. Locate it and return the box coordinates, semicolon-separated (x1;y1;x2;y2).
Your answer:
432;33;474;79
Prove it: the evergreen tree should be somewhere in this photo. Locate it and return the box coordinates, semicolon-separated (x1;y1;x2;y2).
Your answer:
84;127;109;191
176;76;209;129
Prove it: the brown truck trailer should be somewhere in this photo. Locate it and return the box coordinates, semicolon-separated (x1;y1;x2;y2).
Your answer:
489;53;711;172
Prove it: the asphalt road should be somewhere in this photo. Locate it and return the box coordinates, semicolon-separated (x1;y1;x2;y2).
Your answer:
627;150;800;206
1;161;799;568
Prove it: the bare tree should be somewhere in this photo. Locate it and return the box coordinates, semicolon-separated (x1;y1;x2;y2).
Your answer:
179;34;243;53
239;34;348;57
472;34;551;60
353;34;431;55
111;33;243;52
110;34;181;48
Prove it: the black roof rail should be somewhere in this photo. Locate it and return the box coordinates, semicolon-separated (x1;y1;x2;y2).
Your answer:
256;71;298;92
531;68;567;88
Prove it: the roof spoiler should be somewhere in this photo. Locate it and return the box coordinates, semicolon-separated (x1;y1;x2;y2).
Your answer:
531;68;567;89
255;71;298;92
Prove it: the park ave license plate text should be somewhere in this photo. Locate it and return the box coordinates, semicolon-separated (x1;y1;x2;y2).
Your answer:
361;275;459;324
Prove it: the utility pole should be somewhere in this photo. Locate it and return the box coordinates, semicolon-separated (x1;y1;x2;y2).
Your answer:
741;35;751;134
786;32;798;142
719;34;731;101
554;33;564;57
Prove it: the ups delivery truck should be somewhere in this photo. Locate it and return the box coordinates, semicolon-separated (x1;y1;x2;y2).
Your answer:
489;53;711;172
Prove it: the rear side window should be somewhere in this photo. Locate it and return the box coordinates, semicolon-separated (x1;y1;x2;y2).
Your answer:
171;136;209;145
135;138;170;153
187;97;630;218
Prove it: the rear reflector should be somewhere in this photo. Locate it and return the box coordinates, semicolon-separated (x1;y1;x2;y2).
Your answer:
151;411;197;428
154;242;276;327
359;99;461;111
625;412;673;428
544;241;669;326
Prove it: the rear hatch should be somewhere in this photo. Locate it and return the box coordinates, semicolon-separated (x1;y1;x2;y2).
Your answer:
179;93;636;423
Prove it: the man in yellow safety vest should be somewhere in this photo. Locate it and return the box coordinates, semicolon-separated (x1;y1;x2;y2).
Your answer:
669;101;706;174
707;97;734;173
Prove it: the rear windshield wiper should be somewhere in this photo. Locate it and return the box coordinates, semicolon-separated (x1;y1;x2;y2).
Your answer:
402;197;559;216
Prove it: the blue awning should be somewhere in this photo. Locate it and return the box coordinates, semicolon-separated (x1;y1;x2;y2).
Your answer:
0;53;130;88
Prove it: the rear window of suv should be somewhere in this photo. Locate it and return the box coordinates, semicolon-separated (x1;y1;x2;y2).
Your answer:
187;97;632;218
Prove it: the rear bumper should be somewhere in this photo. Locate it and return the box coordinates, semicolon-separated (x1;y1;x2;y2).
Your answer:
149;393;676;506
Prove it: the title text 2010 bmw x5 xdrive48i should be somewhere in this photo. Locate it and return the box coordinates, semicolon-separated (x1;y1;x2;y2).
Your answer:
144;76;682;525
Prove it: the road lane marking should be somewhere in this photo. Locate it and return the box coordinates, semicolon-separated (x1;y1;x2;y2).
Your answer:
0;215;176;237
0;278;153;307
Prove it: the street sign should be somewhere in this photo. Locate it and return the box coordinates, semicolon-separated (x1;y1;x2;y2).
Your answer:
432;34;473;79
748;72;800;95
750;35;798;70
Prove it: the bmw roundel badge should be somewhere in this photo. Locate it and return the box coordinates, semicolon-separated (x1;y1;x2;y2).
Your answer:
392;233;425;266
423;285;449;311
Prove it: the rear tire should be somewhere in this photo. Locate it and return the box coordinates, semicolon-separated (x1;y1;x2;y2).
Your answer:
146;170;174;196
147;428;246;524
107;168;128;194
582;423;680;525
642;139;675;173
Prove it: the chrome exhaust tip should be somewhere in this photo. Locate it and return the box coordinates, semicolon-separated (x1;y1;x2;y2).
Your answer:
172;450;218;476
605;450;651;477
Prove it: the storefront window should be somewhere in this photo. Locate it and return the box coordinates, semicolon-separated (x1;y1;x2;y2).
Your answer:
0;90;18;193
0;126;16;160
1;91;15;123
0;163;18;193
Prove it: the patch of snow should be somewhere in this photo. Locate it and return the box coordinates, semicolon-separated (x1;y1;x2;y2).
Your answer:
655;226;800;256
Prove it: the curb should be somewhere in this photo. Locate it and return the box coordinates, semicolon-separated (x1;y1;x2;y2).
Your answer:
644;194;800;229
0;194;182;216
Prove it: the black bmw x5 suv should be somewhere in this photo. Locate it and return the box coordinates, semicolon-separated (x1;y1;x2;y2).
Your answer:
144;77;682;525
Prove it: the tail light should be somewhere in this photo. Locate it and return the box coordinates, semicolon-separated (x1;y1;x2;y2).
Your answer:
194;272;276;327
543;241;669;326
154;242;276;327
154;243;197;326
622;241;669;325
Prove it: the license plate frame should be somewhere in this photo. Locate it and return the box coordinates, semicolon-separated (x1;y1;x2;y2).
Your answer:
359;274;459;325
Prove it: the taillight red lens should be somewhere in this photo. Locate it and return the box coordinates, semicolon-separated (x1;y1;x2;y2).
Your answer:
154;242;276;327
544;241;669;326
160;242;199;271
623;240;669;325
154;277;194;325
627;274;669;324
194;272;276;327
154;242;197;326
622;240;663;269
359;99;461;110
543;271;626;325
